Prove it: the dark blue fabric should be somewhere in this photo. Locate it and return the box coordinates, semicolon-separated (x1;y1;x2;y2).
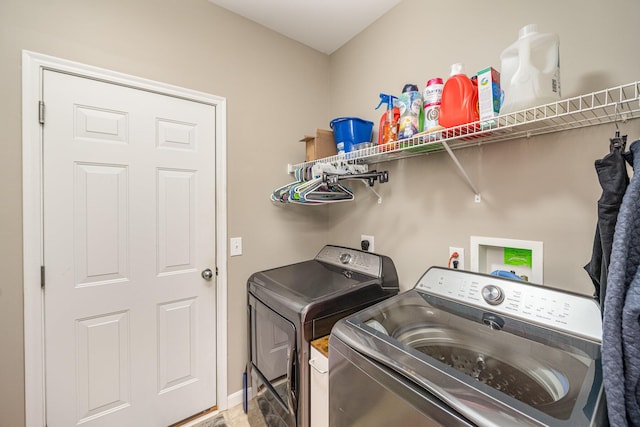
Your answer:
603;140;640;427
622;267;640;422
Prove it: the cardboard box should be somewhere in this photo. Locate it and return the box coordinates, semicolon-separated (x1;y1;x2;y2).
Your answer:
299;129;337;161
478;67;501;122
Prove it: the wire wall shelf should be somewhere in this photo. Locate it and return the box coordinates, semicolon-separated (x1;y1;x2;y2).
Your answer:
287;81;640;181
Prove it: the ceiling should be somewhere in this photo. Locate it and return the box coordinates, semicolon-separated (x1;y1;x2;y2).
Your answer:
207;0;402;55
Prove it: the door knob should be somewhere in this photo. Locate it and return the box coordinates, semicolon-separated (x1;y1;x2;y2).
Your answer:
201;268;214;281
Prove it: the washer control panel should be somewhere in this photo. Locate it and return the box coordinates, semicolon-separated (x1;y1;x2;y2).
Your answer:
316;245;381;277
415;267;602;341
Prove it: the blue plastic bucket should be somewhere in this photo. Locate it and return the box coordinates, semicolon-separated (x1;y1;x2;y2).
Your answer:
330;117;373;154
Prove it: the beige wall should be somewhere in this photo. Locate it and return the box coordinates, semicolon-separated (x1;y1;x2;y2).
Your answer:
1;0;639;425
327;0;640;293
0;0;330;424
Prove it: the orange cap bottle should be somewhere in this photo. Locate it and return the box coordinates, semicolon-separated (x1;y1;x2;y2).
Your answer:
439;63;479;129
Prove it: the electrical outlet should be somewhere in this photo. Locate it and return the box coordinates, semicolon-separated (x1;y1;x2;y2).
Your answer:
449;247;464;269
361;235;375;252
230;237;242;256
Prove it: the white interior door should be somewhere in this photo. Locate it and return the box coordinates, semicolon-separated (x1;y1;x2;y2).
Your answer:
42;69;217;427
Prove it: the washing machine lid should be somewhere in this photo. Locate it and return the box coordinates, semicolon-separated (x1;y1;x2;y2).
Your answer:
331;269;605;427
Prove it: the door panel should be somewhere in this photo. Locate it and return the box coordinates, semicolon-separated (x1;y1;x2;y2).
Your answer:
43;69;216;427
76;311;131;423
157;169;196;274
74;105;129;144
157;119;197;150
74;163;129;286
157;298;198;392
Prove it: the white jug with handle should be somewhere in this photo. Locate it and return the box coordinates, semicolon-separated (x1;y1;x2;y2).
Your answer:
500;24;561;114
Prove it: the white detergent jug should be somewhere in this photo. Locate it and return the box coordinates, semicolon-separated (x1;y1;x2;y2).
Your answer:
500;24;560;114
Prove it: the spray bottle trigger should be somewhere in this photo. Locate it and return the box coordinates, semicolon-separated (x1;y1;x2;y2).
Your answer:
376;93;397;110
376;93;390;110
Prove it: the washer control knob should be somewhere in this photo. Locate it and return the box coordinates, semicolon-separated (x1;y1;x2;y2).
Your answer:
482;285;504;305
339;253;352;264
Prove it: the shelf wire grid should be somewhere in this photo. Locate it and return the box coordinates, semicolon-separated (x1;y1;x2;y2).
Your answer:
288;81;640;172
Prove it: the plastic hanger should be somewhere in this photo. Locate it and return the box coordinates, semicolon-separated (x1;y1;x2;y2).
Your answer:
271;162;387;205
610;104;628;152
301;183;354;203
292;178;354;204
610;130;627;152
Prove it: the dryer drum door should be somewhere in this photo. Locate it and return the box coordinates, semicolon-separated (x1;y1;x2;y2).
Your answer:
249;296;297;427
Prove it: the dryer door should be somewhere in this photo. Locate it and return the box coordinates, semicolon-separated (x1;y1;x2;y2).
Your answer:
249;294;297;426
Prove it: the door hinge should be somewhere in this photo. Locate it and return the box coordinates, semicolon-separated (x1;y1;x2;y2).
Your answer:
40;265;45;288
38;100;45;125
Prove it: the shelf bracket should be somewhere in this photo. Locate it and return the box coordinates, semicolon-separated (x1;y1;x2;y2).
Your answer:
441;141;481;203
362;180;383;204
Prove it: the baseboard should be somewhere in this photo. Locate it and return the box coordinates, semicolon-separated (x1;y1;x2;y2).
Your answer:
226;388;247;410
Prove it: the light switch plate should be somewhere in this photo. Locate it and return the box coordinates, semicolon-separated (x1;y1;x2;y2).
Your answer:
230;237;242;256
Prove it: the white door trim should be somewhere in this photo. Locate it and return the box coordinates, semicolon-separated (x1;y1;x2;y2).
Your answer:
21;50;228;427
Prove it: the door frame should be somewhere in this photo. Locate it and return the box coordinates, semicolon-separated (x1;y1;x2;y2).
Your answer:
21;50;228;427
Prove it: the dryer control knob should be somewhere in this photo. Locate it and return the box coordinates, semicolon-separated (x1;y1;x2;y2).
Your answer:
339;253;352;264
482;285;505;305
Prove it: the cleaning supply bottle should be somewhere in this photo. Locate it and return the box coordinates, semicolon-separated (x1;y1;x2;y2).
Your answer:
422;78;444;131
375;93;399;151
397;84;423;141
500;24;560;113
439;63;479;128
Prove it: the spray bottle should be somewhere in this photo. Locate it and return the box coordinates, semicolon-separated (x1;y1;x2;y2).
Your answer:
375;93;399;151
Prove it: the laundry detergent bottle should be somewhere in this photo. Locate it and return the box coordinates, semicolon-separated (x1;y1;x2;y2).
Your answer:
439;63;479;128
397;84;423;141
500;24;560;113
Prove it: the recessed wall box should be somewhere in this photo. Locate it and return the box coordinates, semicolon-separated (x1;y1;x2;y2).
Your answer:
470;236;543;284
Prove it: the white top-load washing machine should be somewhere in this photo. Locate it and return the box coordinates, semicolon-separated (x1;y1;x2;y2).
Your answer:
330;267;606;427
